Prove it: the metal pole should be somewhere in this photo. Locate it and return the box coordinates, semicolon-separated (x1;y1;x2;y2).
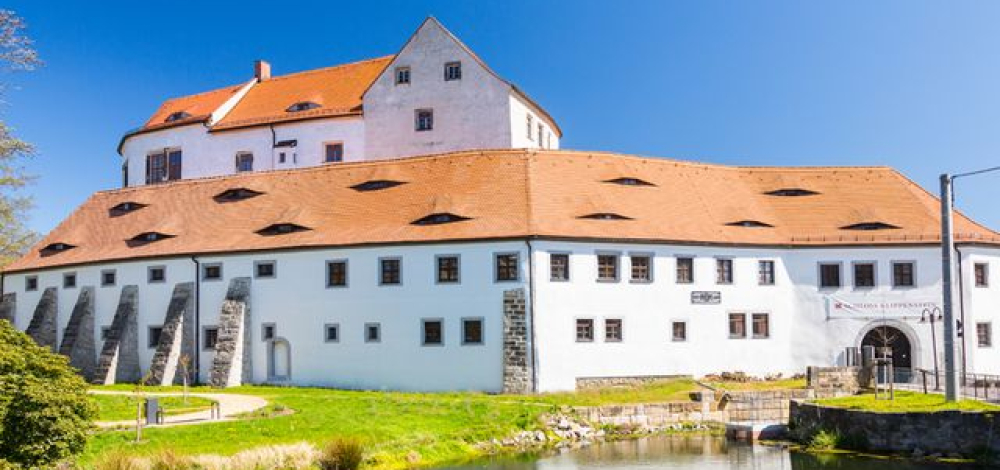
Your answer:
929;310;940;391
940;174;960;401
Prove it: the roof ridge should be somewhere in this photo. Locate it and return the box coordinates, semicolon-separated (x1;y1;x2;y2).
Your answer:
262;55;395;83
157;83;244;105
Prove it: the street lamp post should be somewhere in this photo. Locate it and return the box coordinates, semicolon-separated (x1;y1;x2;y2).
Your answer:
920;307;942;391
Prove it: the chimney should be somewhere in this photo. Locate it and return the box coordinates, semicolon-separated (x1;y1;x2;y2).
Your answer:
254;60;271;81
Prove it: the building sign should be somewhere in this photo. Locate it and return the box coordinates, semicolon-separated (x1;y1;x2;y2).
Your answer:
691;291;721;305
825;295;941;319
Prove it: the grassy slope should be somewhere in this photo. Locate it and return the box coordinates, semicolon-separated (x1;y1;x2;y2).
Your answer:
93;394;216;421
704;378;807;391
813;390;1000;413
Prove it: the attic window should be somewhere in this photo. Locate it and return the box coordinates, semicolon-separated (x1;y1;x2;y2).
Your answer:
214;188;264;202
257;223;310;236
412;213;471;226
605;177;655;187
726;220;774;228
165;111;192;123
764;188;820;197
286;101;320;113
841;222;901;231
579;213;633;221
350;180;407;192
109;201;148;216
129;232;174;245
40;242;76;255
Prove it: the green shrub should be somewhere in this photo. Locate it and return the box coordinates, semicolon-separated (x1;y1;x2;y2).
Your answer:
0;320;97;467
318;438;365;470
807;428;840;451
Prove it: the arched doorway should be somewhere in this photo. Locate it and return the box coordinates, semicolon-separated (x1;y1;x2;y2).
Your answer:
861;325;912;369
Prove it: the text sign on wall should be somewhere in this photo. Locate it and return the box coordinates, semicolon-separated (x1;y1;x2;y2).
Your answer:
826;295;941;319
691;291;722;305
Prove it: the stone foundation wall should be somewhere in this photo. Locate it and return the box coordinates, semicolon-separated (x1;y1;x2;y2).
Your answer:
807;366;866;398
575;401;723;426
576;375;691;390
502;288;532;394
723;389;814;423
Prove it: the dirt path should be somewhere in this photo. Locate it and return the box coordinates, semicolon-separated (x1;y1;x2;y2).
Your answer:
91;390;268;428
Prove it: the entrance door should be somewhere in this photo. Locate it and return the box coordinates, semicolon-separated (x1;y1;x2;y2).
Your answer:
861;326;912;369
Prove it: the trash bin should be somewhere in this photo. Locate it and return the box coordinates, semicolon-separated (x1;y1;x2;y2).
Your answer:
145;398;159;425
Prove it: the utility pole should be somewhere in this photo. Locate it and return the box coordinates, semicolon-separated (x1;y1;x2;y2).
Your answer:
939;174;960;401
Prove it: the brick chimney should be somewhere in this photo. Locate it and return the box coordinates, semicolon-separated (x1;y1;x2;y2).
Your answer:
254;60;271;81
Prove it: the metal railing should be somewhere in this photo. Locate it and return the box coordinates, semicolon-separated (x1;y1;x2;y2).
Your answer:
876;367;1000;402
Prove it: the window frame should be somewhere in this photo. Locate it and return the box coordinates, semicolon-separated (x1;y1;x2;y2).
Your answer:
202;263;223;282
378;257;402;286
818;262;842;289
752;313;770;339
421;318;445;346
526;114;533;140
676;256;695;284
435;254;461;284
324;323;340;343
715;258;734;285
974;262;989;288
394;66;411;85
254;260;277;279
148;325;164;349
977;322;992;348
364;322;382;344
63;272;77;289
494;252;520;283
25;275;38;292
758;260;775;286
604;318;623;343
728;312;747;339
596;251;621;283
415;108;434;132
326;259;349;288
549;252;571;282
891;260;917;288
444;61;462;81
203;325;219;351
148;266;167;284
235;152;254;173
461;317;484;346
629;252;653;283
261;323;276;342
323;142;344;163
671;320;688;342
101;326;112;341
852;261;877;289
575;318;595;343
100;269;117;287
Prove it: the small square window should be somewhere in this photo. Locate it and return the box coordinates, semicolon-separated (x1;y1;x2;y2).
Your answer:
716;259;733;284
255;261;276;279
975;263;989;287
324;143;344;163
436;255;460;284
672;321;687;342
758;260;775;285
365;323;381;343
853;262;876;288
63;272;77;289
597;254;619;282
729;313;747;339
605;319;623;342
100;326;112;341
676;257;694;284
462;318;483;345
379;258;401;285
148;266;166;284
977;322;992;348
550;253;570;281
422;319;443;346
495;253;519;282
148;326;163;348
25;276;38;292
202;263;223;281
444;61;462;81
415;109;434;131
630;255;652;282
327;260;348;287
576;319;594;342
324;323;340;343
262;324;276;341
203;326;219;350
395;66;411;85
101;269;117;287
819;263;841;288
235;152;254;172
752;313;770;339
892;262;915;287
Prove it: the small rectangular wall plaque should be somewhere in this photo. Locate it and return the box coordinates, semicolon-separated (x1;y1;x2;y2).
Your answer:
691;291;721;305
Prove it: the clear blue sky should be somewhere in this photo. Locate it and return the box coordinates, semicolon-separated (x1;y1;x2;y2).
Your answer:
4;0;1000;233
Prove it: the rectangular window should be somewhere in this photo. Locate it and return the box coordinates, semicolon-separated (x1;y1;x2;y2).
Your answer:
672;321;687;342
550;253;570;281
495;253;519;282
676;257;694;284
203;326;219;350
148;266;166;284
752;313;770;339
444;61;462;81
630;255;652;282
526;114;533;140
758;260;775;285
25;276;38;291
975;263;989;287
422;319;444;346
819;263;841;288
327;260;348;287
729;313;747;339
716;259;733;284
167;150;182;180
63;272;77;289
235;152;253;172
379;258;401;285
597;254;619;282
101;326;112;341
101;269;117;287
324;323;340;343
605;319;623;342
462;318;484;345
202;263;223;281
146;151;167;184
977;322;992;348
395;66;410;85
324;143;344;163
415;109;434;131
853;262;876;288
148;326;163;348
255;261;276;279
537;123;544;144
261;323;276;341
576;319;594;342
892;262;915;287
365;323;381;343
436;255;460;284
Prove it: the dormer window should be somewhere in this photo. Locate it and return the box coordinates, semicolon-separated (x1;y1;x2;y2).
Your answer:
109;201;148;217
395;66;411;85
579;213;633;221
257;223;310;236
764;188;820;197
412;213;471;226
214;188;264;202
841;222;900;231
726;220;774;228
40;242;76;255
286;101;321;113
129;232;174;245
165;111;192;123
444;61;462;81
605;177;655;187
350;180;407;192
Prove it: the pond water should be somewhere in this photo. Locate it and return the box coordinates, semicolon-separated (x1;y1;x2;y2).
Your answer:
443;435;978;470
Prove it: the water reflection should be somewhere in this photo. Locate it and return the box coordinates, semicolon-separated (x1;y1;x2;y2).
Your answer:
442;435;976;470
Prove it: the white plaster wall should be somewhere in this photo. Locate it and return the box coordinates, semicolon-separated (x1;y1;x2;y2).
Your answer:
961;246;1000;373
509;94;559;150
363;20;513;160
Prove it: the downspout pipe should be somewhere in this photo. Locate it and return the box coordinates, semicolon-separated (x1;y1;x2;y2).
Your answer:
526;239;539;393
190;256;201;385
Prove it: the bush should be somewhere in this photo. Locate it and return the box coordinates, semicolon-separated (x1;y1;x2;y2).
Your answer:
807;428;840;451
0;320;97;467
318;438;365;470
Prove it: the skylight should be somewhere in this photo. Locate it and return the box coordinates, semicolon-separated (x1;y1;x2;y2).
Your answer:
764;188;820;197
257;223;310;236
604;177;656;187
726;220;774;228
411;213;471;226
841;222;900;231
165;111;192;122
350;180;407;192
286;101;321;113
579;213;633;221
109;201;148;216
214;188;264;202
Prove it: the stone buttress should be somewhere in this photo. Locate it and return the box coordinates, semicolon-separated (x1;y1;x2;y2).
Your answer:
94;286;141;384
209;277;252;387
25;287;58;350
58;286;97;380
147;282;195;386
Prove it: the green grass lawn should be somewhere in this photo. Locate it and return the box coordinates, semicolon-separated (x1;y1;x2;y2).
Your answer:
92;394;216;421
813;390;1000;413
705;378;807;391
535;378;702;406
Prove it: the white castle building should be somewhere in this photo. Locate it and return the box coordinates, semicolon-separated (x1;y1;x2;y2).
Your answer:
1;18;998;393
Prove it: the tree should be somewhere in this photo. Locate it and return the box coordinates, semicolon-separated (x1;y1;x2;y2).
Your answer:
0;9;40;267
0;320;96;467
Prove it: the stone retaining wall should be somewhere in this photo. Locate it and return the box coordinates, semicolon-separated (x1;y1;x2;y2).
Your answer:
575;400;721;426
807;366;866;398
723;389;814;423
790;400;1000;456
